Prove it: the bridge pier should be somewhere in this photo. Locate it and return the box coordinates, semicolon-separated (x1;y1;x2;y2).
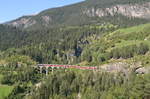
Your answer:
46;66;49;75
51;67;54;72
40;66;43;74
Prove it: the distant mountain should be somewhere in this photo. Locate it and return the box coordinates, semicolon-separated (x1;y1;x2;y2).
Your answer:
5;0;150;29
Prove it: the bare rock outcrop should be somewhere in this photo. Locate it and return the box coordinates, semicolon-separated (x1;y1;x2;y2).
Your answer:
9;18;36;28
83;2;150;19
42;16;52;26
99;61;150;75
100;62;129;74
135;66;150;74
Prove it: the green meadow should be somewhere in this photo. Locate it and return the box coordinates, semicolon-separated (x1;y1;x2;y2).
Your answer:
0;74;14;99
0;85;14;99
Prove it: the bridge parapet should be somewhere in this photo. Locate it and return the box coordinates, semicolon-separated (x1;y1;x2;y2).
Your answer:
37;64;97;71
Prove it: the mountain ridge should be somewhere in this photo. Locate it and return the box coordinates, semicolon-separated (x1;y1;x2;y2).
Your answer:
5;0;150;29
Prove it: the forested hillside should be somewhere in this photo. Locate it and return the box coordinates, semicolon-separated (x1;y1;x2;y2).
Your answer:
0;0;150;98
2;23;150;66
0;23;117;64
0;22;150;98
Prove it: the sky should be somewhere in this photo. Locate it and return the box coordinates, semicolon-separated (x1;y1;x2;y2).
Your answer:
0;0;84;23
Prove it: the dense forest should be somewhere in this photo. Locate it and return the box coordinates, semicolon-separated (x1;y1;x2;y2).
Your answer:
1;68;150;99
0;23;118;64
0;23;150;99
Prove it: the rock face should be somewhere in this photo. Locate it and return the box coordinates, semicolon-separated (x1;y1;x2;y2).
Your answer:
42;16;52;25
6;15;53;29
100;62;129;74
100;61;150;74
83;2;150;19
135;67;150;74
8;17;36;28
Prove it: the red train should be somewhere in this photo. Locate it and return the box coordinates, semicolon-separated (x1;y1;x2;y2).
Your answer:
38;64;97;70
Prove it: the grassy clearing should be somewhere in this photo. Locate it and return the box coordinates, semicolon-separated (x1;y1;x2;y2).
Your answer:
110;23;150;35
115;40;150;48
107;23;150;41
0;85;14;99
0;74;14;99
106;39;150;52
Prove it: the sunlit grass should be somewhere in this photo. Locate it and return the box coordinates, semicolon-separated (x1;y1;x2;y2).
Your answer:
0;85;14;99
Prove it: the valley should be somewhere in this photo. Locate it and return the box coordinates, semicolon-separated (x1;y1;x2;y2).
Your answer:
0;0;150;99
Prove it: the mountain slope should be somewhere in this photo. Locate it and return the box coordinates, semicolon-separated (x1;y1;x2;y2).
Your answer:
81;23;150;67
5;0;150;29
1;1;150;98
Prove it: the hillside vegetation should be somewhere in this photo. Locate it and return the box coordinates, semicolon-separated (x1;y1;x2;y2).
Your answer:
81;23;150;65
0;0;150;98
1;23;150;67
0;22;150;98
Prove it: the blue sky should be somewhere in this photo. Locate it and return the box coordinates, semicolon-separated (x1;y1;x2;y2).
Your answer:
0;0;84;23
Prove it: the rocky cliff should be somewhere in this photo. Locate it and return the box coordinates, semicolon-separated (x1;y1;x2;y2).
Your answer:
83;2;150;19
